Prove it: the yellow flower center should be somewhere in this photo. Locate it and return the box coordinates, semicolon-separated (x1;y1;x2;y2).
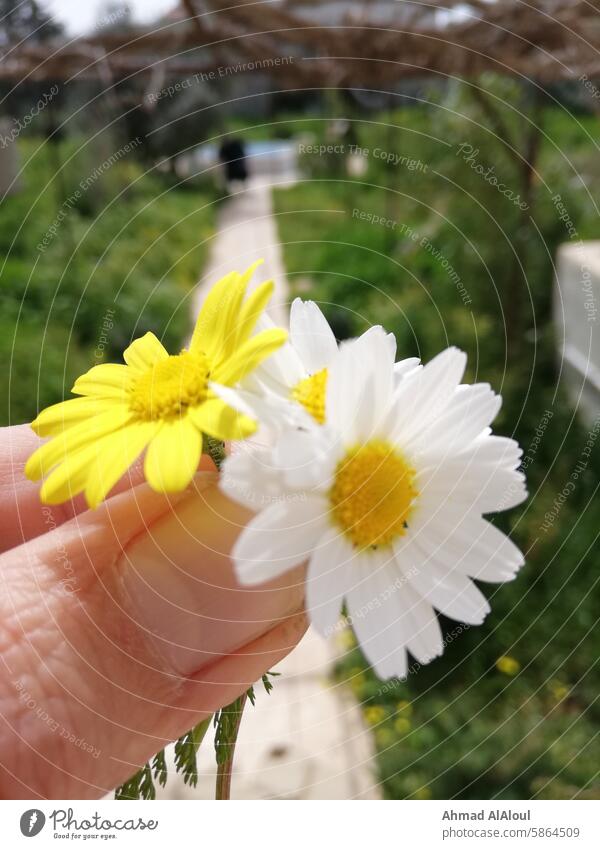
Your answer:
129;351;210;421
291;368;328;423
329;440;418;549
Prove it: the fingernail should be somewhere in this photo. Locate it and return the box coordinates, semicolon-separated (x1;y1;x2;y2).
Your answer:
118;473;306;675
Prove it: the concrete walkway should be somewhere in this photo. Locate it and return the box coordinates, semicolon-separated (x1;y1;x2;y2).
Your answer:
160;633;379;800
160;172;380;800
192;177;292;328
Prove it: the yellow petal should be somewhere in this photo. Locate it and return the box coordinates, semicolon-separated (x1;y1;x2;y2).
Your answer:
123;332;169;374
26;405;132;481
220;275;251;357
84;422;159;508
32;397;117;437
189;398;256;441
72;363;131;399
144;416;202;492
189;261;265;360
239;259;264;284
39;437;112;504
234;279;275;348
189;270;238;359
214;327;287;385
227;261;267;351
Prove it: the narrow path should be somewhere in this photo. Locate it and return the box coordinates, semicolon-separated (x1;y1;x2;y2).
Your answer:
192;177;290;328
161;171;380;800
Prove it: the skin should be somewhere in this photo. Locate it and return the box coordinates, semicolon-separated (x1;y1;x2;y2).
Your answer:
0;425;307;799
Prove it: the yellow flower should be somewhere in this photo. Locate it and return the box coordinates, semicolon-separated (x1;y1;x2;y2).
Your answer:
349;674;366;695
496;655;521;676
549;679;569;701
26;262;286;508
363;706;387;725
394;717;412;734
415;786;432;800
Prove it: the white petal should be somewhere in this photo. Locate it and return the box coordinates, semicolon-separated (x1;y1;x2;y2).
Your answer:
221;446;285;510
211;381;307;431
326;328;394;443
354;327;395;433
232;498;327;585
401;581;444;665
389;347;467;443
417;460;527;513
466;519;525;582
326;337;370;443
272;427;337;491
252;314;305;390
412;384;502;455
208;382;256;417
306;528;355;635
393;357;421;380
396;538;491;625
346;552;411;679
357;324;397;364
422;514;525;583
290;298;338;374
454;432;523;469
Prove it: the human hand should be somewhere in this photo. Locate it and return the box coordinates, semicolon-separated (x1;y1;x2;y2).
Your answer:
0;425;307;799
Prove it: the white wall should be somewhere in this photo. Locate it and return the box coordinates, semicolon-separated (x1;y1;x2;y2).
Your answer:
554;242;600;423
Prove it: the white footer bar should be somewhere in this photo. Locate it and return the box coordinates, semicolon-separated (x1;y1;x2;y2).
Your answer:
2;799;599;848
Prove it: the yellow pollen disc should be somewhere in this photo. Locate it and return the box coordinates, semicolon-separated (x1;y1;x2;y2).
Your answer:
329;440;418;549
291;368;328;424
129;350;210;421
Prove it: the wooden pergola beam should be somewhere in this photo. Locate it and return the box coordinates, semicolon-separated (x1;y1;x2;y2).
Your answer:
1;1;599;86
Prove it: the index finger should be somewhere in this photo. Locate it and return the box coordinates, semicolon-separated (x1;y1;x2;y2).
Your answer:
0;424;215;553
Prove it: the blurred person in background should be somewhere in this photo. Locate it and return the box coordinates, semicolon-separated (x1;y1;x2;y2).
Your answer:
219;137;248;190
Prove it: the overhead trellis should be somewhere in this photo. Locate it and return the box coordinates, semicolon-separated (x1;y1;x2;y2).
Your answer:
1;0;599;86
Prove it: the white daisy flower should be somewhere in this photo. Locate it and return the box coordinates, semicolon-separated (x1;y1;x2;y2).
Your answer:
248;297;419;426
216;298;419;436
222;329;527;679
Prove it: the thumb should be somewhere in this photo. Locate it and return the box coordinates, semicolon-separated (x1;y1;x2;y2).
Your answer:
0;474;306;799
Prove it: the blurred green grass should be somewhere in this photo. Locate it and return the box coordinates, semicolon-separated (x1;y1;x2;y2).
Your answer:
0;136;217;425
269;92;600;799
3;91;598;800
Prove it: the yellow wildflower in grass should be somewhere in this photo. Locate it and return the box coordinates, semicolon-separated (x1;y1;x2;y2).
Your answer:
26;262;286;508
415;786;432;800
549;679;570;702
396;699;413;716
394;717;412;735
496;655;521;676
363;706;387;725
347;666;364;679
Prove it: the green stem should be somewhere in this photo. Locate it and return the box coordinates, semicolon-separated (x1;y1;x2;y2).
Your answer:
205;436;226;470
204;434;249;800
214;693;248;800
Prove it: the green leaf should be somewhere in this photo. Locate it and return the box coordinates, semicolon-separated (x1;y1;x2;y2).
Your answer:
152;748;168;787
173;717;211;787
115;762;156;800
